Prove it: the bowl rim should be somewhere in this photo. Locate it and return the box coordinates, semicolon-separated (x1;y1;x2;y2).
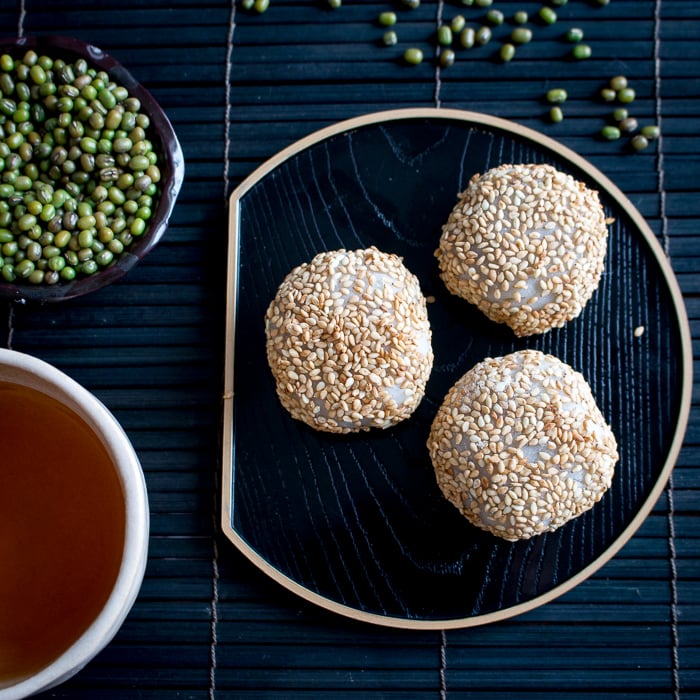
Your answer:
0;348;149;698
0;34;185;303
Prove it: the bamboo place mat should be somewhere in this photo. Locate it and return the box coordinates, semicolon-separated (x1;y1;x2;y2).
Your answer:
1;0;698;697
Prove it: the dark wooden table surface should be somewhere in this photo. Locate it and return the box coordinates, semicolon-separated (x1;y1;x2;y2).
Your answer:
1;0;697;698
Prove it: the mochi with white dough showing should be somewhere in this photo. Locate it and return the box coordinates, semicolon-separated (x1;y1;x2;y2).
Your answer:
427;349;618;541
436;163;610;337
265;247;433;433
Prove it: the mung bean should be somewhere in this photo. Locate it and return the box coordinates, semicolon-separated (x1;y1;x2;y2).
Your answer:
440;49;456;68
617;87;636;103
538;7;557;24
403;48;424;65
451;15;466;33
549;106;564;123
475;26;492;45
438;26;454;46
609;75;628;91
601;125;621;140
460;27;476;48
546;88;567;103
641;124;660;140
511;28;532;44
572;44;591;60
631;134;649;151
619;117;638;133
500;43;515;62
486;9;504;25
382;31;398;46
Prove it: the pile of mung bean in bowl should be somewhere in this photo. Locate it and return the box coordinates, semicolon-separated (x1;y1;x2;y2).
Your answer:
0;35;184;303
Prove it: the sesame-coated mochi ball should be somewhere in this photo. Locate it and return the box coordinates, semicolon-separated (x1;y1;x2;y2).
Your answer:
436;163;610;337
427;350;618;541
265;247;433;434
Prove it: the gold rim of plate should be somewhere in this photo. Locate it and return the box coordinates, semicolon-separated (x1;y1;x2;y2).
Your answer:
220;107;693;630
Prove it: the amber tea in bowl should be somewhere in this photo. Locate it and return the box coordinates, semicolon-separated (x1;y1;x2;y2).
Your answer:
0;349;149;699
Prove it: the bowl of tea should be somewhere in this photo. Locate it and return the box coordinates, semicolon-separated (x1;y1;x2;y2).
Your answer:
0;348;149;699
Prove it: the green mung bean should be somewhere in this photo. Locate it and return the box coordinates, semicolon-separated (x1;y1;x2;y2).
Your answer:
0;73;14;95
403;48;424;65
29;65;46;85
438;26;453;46
511;28;532;44
546;88;567;103
538;7;557;24
14;258;34;278
451;15;466;33
476;26;492;45
486;9;504;25
630;134;649;151
601;125;621;140
610;75;628;91
439;49;456;68
79;260;98;275
500;43;515;62
95;249;114;266
382;31;398;46
572;44;591;59
617;87;636;103
549;106;564;123
619;117;638;133
460;27;476;48
641;124;660;140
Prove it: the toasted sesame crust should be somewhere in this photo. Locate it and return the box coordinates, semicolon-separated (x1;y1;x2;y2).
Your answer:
427;349;619;541
265;247;433;433
436;163;610;337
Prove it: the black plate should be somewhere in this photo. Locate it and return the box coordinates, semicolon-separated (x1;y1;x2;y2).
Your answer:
222;109;691;628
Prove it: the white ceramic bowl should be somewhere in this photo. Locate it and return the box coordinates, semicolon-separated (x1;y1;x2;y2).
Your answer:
0;348;149;699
